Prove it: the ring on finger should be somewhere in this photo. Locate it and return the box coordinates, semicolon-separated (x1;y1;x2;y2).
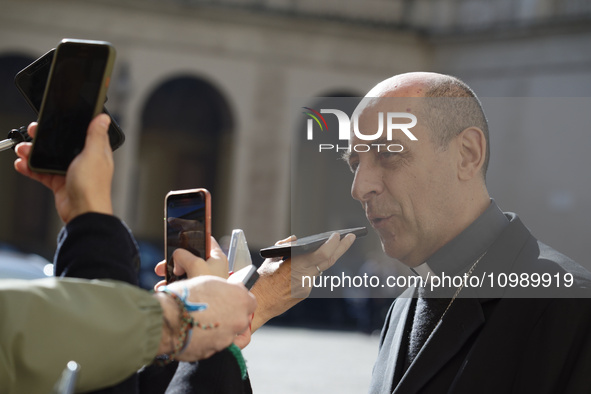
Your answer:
316;265;323;276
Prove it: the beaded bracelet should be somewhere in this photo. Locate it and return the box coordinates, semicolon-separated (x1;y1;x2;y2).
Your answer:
155;286;219;365
162;285;209;312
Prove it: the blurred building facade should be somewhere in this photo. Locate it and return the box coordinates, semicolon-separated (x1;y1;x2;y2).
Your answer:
0;0;590;273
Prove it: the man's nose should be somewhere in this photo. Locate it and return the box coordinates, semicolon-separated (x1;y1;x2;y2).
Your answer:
351;161;382;202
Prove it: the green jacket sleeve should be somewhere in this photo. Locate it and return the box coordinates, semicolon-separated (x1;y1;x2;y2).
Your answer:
0;277;163;394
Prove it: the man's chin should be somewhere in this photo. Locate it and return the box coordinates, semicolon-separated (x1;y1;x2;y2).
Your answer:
379;239;415;267
379;239;401;261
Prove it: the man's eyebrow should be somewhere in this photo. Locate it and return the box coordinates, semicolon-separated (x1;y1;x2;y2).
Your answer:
341;137;406;162
369;136;404;146
349;136;405;148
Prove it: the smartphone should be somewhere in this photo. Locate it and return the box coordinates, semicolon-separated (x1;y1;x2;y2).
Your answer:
165;188;211;283
227;229;251;273
14;48;125;151
228;264;259;290
227;229;260;289
27;39;116;174
259;226;368;259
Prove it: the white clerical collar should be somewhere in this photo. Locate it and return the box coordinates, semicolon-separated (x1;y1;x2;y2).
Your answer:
410;262;435;281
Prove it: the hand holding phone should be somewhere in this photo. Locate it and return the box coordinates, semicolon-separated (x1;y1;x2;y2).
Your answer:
14;114;115;224
28;39;116;174
165;189;211;283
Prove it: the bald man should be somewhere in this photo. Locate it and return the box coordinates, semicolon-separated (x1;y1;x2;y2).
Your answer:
346;73;591;393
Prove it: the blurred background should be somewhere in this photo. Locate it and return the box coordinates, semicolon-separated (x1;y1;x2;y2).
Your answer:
1;0;590;391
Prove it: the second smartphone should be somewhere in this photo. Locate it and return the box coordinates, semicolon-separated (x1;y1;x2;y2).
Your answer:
259;226;368;259
27;39;116;174
165;188;211;283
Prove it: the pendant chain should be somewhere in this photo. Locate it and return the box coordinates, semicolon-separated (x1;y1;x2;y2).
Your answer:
433;250;488;328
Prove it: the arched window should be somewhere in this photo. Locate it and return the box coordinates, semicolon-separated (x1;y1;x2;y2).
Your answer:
134;75;233;241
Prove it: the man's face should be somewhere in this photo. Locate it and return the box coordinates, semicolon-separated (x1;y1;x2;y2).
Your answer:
348;99;459;267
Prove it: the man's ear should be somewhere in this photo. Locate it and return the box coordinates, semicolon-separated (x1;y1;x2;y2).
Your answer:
457;127;486;181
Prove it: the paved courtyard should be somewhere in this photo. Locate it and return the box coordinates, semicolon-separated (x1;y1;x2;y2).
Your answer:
243;326;381;393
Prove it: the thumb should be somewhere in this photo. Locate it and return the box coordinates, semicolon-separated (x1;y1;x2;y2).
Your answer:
172;248;210;278
84;114;111;154
209;236;225;260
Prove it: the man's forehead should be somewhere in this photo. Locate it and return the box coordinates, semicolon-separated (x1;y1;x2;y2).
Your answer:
353;96;420;118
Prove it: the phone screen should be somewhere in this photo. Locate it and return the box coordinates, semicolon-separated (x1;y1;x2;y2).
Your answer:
166;189;211;282
28;40;114;173
14;49;125;151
